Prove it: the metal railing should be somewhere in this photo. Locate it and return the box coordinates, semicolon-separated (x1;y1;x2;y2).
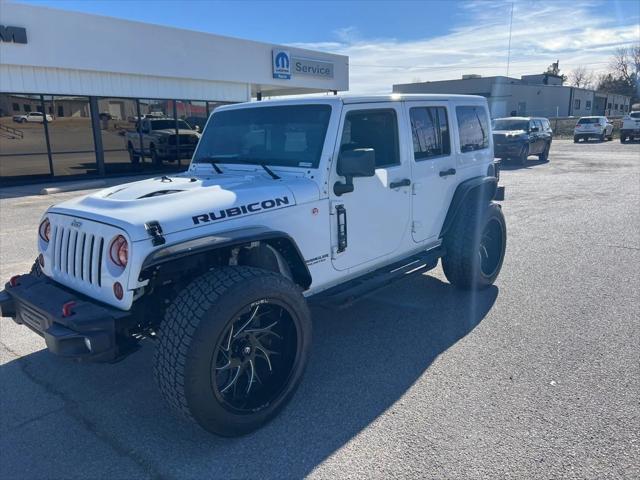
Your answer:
0;123;24;139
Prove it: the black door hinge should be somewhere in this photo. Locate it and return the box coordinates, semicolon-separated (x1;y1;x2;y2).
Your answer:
336;205;347;253
145;221;166;246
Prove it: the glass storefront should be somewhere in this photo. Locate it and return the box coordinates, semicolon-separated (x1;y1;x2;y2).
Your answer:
0;92;232;185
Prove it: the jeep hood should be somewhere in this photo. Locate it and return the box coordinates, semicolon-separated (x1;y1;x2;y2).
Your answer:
49;172;319;241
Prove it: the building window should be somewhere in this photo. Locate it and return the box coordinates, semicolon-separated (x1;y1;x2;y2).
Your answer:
456;106;489;152
607;102;612;109
44;95;97;177
1;94;52;181
340;109;400;167
12;103;19;112
614;104;619;110
409;106;450;160
574;99;581;109
23;104;31;113
586;100;591;109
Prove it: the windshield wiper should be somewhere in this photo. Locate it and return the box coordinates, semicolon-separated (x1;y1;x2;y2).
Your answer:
196;155;281;180
194;156;223;174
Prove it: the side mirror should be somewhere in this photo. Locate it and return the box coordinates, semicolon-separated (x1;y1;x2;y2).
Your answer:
334;148;376;196
530;126;539;133
194;125;201;132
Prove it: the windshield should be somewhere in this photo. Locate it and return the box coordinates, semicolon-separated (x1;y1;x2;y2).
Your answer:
492;119;528;131
193;105;332;168
151;120;193;130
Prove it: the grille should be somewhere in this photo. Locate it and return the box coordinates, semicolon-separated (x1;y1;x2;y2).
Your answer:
168;134;199;146
51;225;104;287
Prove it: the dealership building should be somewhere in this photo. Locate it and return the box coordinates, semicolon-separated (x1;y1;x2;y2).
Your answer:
0;2;348;185
394;73;631;119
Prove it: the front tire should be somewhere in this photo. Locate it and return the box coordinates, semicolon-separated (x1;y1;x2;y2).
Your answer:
442;202;507;290
127;143;140;164
154;266;312;437
518;144;529;166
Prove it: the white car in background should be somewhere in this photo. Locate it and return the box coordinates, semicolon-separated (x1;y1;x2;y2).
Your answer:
573;116;613;142
12;112;53;123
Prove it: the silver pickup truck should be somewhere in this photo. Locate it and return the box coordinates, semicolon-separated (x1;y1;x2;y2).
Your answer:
125;118;201;165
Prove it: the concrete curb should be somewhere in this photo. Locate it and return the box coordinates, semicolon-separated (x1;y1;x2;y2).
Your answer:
40;180;107;195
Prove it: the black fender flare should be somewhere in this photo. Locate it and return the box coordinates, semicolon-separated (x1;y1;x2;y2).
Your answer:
140;226;312;289
440;176;497;238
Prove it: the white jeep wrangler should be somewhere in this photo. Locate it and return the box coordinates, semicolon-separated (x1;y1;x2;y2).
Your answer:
1;94;506;436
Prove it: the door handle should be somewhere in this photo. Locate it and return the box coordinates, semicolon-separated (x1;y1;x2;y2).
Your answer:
389;178;411;189
439;168;456;177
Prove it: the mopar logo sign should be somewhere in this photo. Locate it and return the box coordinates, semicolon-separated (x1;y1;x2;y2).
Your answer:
0;25;27;44
272;50;291;79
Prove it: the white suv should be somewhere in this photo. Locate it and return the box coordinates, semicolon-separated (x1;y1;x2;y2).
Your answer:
574;116;613;142
1;94;506;436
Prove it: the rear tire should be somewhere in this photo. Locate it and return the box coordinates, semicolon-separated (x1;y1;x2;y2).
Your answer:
154;266;311;437
573;135;579;143
442;202;506;290
538;142;550;162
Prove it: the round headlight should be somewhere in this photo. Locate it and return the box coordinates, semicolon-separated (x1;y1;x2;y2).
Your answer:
109;235;129;267
39;218;51;242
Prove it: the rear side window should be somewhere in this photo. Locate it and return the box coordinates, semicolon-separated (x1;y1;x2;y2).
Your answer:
340;109;400;167
409;106;451;160
456;106;489;152
630;112;640;119
534;119;544;130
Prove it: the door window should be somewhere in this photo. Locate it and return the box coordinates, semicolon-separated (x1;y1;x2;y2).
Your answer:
455;106;489;152
409;107;450;160
340;109;399;167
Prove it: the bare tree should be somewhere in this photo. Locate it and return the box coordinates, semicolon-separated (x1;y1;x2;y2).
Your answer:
569;66;595;89
610;45;640;83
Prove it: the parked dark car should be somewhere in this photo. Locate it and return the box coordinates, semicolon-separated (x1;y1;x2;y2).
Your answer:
492;117;552;165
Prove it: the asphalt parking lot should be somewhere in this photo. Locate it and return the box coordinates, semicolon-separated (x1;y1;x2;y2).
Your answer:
1;139;639;479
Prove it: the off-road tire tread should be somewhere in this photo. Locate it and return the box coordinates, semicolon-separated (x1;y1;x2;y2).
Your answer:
153;266;286;420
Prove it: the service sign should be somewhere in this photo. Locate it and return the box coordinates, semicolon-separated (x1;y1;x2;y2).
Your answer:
292;57;334;79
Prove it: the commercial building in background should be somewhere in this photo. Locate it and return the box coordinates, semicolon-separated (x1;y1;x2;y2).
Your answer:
393;73;631;119
0;3;349;185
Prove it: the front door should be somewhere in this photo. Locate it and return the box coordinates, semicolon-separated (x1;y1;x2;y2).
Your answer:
406;101;458;242
330;103;412;271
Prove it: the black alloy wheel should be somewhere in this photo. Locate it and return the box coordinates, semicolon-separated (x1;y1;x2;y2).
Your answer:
212;300;298;414
478;217;504;279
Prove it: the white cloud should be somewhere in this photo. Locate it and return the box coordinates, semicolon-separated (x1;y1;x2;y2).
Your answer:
290;1;640;93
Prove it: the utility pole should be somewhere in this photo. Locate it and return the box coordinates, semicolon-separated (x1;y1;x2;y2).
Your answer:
506;2;514;78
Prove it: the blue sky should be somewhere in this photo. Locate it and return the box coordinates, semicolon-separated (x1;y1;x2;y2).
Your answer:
11;0;640;92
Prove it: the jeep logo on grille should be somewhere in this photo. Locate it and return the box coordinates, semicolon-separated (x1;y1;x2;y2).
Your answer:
71;220;83;228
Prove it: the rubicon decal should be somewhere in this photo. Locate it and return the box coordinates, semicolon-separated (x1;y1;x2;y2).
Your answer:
192;196;291;224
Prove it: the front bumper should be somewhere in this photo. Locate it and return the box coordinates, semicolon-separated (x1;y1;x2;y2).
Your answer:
1;272;130;362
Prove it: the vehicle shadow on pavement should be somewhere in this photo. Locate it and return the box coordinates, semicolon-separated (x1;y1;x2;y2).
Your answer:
500;159;547;170
1;273;498;479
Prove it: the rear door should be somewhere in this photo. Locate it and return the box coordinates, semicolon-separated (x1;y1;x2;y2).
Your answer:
405;101;457;243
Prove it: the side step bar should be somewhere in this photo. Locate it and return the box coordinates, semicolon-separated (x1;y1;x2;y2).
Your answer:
310;246;445;309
